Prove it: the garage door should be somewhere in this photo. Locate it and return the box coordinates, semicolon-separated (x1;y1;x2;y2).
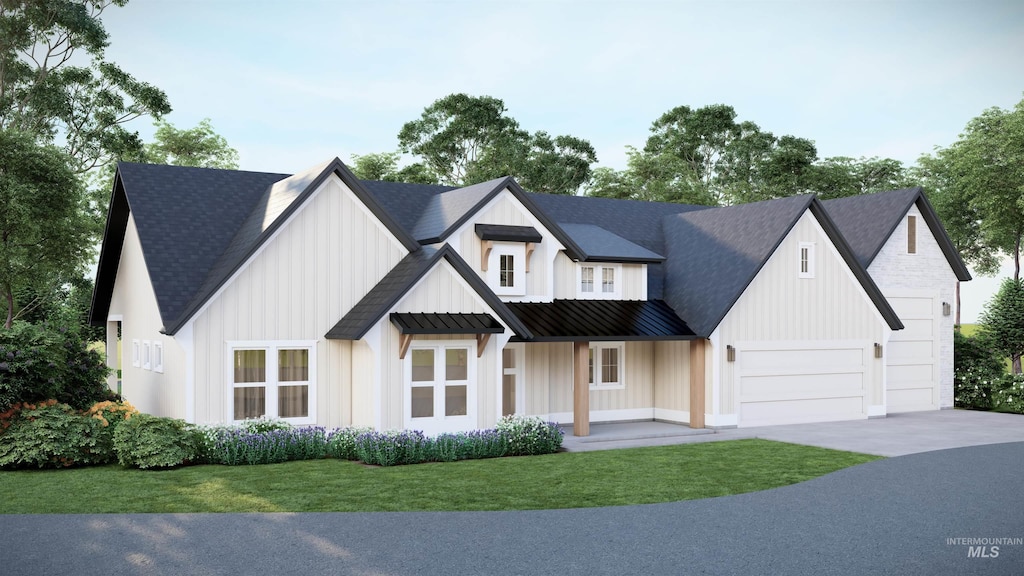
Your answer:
737;342;868;427
886;295;938;412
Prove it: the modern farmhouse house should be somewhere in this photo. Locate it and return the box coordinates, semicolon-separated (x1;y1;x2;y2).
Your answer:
90;158;970;435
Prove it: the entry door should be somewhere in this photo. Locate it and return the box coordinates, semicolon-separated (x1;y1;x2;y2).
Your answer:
406;342;475;434
502;344;525;417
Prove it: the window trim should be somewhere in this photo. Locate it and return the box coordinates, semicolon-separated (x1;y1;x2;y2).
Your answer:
588;342;625;390
577;264;622;299
131;339;140;368
907;215;917;254
152;341;164;373
487;242;526;296
142;340;151;370
404;340;477;433
226;340;317;425
798;242;815;279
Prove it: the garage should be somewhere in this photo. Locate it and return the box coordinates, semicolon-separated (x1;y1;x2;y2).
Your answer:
736;342;869;427
885;294;939;412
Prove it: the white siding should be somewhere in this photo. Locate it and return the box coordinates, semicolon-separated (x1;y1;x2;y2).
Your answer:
107;215;185;418
868;204;958;409
190;175;407;426
653;340;691;422
715;212;889;421
454;191;562;302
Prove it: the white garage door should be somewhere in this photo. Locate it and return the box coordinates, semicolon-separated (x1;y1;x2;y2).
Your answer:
886;295;939;412
737;342;868;427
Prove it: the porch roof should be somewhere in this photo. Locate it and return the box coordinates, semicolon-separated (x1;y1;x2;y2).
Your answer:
390;312;505;335
506;299;697;342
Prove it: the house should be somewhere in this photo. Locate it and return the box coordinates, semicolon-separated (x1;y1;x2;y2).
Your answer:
89;158;970;435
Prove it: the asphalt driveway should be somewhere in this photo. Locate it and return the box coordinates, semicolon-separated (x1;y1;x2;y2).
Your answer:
3;440;1023;576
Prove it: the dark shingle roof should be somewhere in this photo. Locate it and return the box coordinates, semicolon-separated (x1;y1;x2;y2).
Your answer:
506;300;695;342
412;177;508;243
90;163;290;329
559;223;664;263
360;180;453;232
326;245;532;340
822;188;971;281
660;195;903;337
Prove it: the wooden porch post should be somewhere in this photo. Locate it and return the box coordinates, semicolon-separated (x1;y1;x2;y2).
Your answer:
573;340;590;437
689;338;706;429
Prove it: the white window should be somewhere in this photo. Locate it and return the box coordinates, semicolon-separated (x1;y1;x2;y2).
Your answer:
488;242;526;296
589;342;625;389
907;215;917;254
798;242;815;279
577;264;621;299
228;341;316;424
131;339;140;368
142;340;151;370
406;341;476;434
152;341;164;373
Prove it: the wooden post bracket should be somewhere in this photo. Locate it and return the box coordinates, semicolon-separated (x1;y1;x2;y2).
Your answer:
481;240;493;271
398;333;412;360
476;333;491;357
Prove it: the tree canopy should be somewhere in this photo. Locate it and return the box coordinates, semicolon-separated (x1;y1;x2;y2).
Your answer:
0;129;92;328
0;0;171;173
143;118;239;169
980;278;1024;374
397;93;597;194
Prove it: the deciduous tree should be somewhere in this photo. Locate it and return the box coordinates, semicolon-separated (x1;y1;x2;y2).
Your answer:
144;118;238;169
980;278;1024;374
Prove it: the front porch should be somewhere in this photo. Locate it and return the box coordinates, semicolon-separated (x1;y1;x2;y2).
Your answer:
559;420;717;451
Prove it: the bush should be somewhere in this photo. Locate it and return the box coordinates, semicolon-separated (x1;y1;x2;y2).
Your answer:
432;430;508;461
113;414;197;469
0;321;113;413
355;429;431;466
197;424;330;466
954;330;1007;410
994;373;1024;414
84;400;138;460
495;415;564;456
0;401;108;468
326;427;372;460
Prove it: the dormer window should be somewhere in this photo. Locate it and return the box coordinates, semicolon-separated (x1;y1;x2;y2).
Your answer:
476;224;541;297
578;264;620;299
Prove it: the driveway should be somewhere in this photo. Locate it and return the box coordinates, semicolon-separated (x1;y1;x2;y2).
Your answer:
561;409;1024;456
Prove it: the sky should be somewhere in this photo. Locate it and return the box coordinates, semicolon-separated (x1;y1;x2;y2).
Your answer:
99;0;1023;321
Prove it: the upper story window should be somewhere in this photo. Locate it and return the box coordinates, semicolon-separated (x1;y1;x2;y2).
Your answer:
907;215;917;254
577;264;620;299
487;242;526;296
799;242;815;279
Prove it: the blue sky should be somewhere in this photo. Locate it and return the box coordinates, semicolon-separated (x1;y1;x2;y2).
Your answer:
100;0;1023;320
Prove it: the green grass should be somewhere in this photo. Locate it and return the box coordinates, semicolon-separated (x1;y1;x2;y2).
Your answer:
0;439;879;513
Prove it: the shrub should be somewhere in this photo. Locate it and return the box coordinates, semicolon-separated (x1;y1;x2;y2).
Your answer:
113;414;198;469
201;426;330;466
0;402;108;468
495;415;564;456
238;416;292;434
994;373;1024;414
326;427;372;460
355;429;431;466
0;321;113;413
954;330;1007;410
432;430;508;461
85;400;138;460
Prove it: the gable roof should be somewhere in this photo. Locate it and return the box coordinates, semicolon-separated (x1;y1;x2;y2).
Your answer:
660;195;903;337
822;187;971;281
558;223;665;263
91;159;421;334
326;244;532;341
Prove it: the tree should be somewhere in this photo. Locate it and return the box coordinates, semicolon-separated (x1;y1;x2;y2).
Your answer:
144;118;238;169
940;98;1024;281
398;93;597;194
0;129;92;328
804;156;911;199
0;0;171;173
913;152;1000;324
348;151;439;185
586;147;717;205
980;278;1024;374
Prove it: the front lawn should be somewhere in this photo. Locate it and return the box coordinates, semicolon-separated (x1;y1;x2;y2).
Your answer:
0;439;879;513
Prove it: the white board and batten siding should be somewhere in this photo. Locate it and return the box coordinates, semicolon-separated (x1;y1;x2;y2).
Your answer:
454;191;562;302
716;212;890;427
868;203;957;411
552;253;647;301
107;215;186;419
373;259;511;431
189;175;408;426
